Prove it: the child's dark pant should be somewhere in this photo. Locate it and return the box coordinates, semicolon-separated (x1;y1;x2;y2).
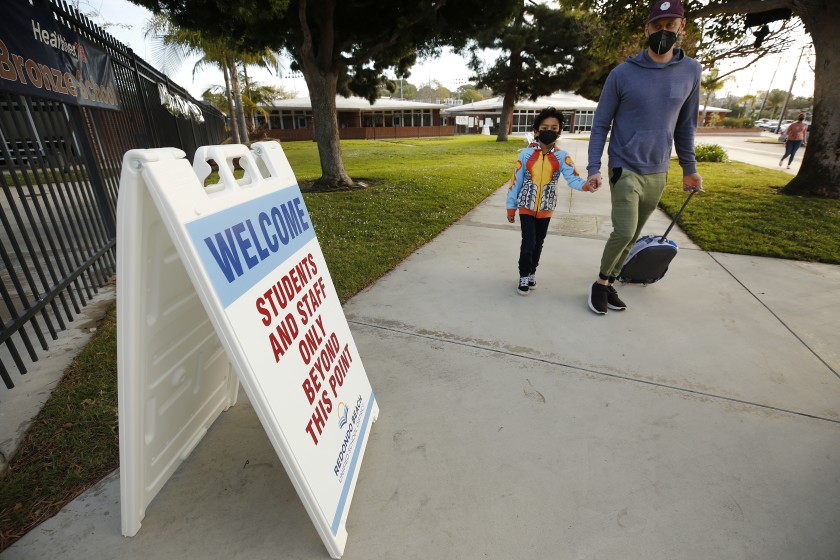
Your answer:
518;214;551;278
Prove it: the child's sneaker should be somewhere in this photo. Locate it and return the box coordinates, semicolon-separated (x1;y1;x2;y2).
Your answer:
527;273;537;289
517;277;530;296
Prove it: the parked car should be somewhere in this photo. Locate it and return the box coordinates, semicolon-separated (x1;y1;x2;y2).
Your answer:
754;118;771;128
758;119;779;131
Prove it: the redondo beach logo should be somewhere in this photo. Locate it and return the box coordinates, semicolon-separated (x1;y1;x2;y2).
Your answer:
337;401;349;428
333;395;363;481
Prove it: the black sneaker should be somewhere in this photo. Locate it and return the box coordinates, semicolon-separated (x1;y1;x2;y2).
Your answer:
528;273;537;289
606;285;627;310
588;282;608;314
517;277;530;296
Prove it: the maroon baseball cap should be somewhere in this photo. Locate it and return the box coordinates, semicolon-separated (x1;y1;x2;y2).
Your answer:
648;0;685;23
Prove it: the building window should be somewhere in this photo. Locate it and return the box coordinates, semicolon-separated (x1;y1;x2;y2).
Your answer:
575;110;595;132
512;110;538;133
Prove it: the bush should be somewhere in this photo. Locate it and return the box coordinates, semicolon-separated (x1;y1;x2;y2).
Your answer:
695;143;728;163
721;117;755;128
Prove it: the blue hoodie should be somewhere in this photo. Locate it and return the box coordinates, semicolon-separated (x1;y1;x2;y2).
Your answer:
587;49;701;177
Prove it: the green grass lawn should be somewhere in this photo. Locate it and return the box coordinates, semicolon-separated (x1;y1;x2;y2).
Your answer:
1;135;838;551
660;160;840;265
283;136;521;300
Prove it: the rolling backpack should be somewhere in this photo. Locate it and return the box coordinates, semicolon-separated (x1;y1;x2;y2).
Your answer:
618;189;701;285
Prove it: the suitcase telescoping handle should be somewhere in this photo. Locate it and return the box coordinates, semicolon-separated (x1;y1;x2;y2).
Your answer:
661;187;704;242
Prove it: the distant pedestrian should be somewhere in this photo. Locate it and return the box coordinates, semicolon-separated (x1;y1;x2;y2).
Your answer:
780;113;808;169
506;107;592;295
584;0;703;315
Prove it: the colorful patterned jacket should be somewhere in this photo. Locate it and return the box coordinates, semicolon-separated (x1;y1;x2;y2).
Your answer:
506;142;587;219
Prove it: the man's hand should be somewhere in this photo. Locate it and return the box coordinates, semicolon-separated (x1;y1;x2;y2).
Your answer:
585;173;602;192
507;213;515;223
683;173;703;192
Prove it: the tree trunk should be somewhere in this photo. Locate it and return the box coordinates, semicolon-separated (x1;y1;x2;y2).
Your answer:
244;66;256;130
495;50;522;143
297;0;354;189
229;55;249;144
305;64;354;188
222;56;240;144
782;1;840;198
496;82;517;142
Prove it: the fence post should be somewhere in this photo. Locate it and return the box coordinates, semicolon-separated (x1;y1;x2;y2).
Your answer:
131;52;156;148
67;106;117;237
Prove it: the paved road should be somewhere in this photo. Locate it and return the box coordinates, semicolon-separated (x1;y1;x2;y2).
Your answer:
696;132;802;174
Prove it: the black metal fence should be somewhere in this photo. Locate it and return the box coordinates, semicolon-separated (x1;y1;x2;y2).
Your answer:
0;0;227;389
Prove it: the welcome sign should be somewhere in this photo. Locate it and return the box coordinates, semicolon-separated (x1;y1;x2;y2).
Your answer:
117;142;378;558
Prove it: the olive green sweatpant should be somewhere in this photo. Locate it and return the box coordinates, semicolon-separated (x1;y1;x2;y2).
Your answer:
600;168;667;278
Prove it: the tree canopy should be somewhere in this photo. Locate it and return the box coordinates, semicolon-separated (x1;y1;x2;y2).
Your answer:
562;0;834;198
467;2;586;140
131;0;520;188
561;0;801;98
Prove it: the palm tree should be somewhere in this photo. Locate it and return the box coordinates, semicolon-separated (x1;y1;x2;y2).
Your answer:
235;52;285;132
144;14;283;144
700;69;727;127
766;89;787;122
204;81;293;133
737;94;757;120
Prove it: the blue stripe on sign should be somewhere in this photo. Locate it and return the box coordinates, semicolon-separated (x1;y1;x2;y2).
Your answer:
332;392;376;535
185;186;315;308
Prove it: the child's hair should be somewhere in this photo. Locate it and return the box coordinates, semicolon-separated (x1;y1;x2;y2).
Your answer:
532;107;565;131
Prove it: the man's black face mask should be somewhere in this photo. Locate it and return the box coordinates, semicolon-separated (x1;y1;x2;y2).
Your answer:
648;29;678;54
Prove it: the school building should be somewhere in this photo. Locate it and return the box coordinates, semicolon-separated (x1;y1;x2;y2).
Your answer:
442;92;599;135
256;96;453;141
256;92;730;141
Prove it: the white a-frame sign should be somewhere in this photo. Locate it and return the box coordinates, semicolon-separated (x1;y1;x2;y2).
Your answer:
117;142;378;558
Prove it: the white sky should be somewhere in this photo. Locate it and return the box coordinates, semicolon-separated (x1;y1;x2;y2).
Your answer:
88;0;815;102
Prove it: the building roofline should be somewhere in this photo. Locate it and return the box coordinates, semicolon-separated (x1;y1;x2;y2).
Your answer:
264;95;445;111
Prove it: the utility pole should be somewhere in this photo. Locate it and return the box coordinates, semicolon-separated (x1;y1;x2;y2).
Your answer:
757;57;782;119
743;65;757;118
774;45;807;133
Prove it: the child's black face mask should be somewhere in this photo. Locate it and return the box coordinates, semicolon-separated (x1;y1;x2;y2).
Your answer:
538;130;559;145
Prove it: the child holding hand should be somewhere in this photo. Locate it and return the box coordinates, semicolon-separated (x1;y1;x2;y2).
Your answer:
506;107;595;295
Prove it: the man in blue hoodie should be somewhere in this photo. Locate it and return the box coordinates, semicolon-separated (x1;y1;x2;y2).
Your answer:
585;0;703;315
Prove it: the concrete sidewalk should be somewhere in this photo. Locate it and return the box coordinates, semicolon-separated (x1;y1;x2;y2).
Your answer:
3;138;840;559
